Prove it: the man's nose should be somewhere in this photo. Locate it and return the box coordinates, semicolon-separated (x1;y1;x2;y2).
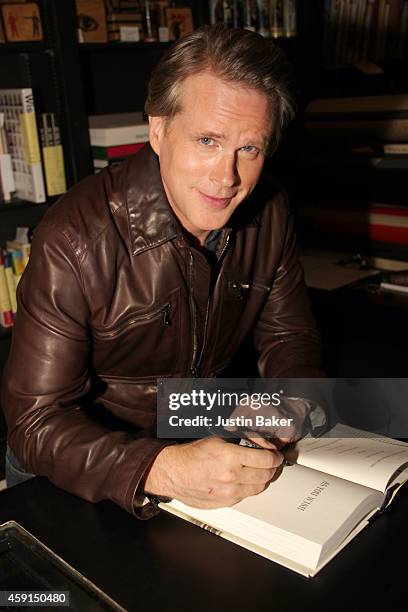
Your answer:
209;152;238;188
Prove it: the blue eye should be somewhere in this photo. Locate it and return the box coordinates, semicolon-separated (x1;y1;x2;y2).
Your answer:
241;145;258;153
199;137;214;146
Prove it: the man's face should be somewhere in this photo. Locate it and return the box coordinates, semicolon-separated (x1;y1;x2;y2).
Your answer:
149;70;273;244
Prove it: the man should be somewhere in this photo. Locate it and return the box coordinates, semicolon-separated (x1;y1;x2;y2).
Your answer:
2;25;322;517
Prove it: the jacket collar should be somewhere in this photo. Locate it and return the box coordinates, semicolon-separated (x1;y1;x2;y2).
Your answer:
124;144;178;256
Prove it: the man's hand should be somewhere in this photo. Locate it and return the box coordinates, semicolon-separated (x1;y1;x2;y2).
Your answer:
143;437;283;508
225;397;311;450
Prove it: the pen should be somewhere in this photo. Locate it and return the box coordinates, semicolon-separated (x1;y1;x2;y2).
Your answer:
239;438;293;465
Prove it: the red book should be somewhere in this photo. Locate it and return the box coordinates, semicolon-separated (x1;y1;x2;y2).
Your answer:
91;142;146;160
0;250;13;327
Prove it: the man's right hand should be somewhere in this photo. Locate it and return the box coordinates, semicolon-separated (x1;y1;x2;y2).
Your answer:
143;437;283;508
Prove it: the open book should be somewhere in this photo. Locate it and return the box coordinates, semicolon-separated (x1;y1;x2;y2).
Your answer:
160;426;408;577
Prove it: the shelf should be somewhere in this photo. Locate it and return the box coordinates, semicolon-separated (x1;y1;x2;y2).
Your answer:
78;42;172;52
0;199;49;214
0;42;50;54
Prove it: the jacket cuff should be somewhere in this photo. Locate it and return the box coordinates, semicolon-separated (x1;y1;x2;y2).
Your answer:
127;439;174;519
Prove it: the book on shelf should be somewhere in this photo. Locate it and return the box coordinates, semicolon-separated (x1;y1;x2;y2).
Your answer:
209;0;296;37
88;112;149;147
92;142;145;160
0;250;13;328
92;142;145;172
282;0;296;37
106;10;143;42
161;425;408;577
39;113;67;197
3;253;16;315
383;143;408;154
305;95;408;141
323;0;408;64
0;88;46;203
0;112;15;203
298;201;408;246
270;0;285;38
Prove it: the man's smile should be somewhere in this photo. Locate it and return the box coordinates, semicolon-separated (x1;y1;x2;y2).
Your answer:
198;190;235;209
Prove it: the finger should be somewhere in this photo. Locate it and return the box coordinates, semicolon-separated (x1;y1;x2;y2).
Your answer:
236;481;272;501
237;446;283;469
241;432;277;450
239;466;277;485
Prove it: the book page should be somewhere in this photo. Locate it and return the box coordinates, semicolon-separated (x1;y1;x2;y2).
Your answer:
164;464;382;572
288;427;408;493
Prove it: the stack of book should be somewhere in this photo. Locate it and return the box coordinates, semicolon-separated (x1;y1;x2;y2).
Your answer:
0;88;67;204
0;228;31;329
88;112;149;172
323;0;408;66
301;94;408;249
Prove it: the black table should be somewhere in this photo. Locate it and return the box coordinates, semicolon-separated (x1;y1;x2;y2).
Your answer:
0;478;407;612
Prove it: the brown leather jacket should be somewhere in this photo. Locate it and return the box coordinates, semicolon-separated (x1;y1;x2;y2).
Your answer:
2;144;321;516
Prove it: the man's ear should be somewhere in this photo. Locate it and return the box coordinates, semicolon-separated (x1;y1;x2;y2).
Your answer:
149;116;167;156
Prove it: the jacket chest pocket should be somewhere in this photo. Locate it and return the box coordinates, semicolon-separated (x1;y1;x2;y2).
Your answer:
212;278;271;369
93;289;181;379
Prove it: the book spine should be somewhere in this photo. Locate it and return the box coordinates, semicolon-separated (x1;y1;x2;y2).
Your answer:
282;0;296;37
361;0;378;60
91;142;145;159
398;0;408;58
0;250;13;327
89;129;149;147
0;88;46;203
0;111;15;202
257;0;270;36
344;0;359;63
3;252;17;314
353;0;367;61
383;143;408;154
270;0;285;38
40;113;67;197
19;89;46;203
327;0;343;65
335;0;347;64
298;203;408;245
375;0;391;60
6;242;31;268
10;250;24;287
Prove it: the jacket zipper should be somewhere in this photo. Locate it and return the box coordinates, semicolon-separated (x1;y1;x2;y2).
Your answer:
95;303;171;339
189;233;231;377
188;250;199;376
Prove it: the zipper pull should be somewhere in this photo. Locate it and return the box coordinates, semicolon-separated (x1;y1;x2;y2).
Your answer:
162;304;171;326
190;366;200;377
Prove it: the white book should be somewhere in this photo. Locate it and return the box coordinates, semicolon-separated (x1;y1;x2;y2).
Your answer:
161;426;408;577
0;88;46;203
88;113;149;147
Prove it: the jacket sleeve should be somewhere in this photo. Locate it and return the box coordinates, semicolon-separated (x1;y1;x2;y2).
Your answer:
1;223;169;518
253;193;323;378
